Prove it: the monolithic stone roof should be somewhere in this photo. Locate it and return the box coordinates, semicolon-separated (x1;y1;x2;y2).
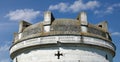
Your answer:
13;11;112;44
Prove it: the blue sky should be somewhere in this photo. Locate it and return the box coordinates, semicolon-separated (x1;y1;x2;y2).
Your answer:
0;0;120;62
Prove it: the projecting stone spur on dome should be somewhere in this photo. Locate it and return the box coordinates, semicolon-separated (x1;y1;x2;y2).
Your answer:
10;11;115;62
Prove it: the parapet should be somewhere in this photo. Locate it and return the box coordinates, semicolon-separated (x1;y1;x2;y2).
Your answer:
13;11;111;44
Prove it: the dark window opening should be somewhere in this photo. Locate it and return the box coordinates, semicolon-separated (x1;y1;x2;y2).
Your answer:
106;55;108;60
16;57;18;62
98;25;102;28
24;24;30;27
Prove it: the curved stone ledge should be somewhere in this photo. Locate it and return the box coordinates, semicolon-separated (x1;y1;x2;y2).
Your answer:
10;36;115;55
14;32;111;45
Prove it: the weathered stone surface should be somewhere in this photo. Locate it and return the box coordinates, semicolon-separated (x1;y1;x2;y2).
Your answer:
88;27;106;37
51;25;81;32
10;11;115;62
22;27;41;37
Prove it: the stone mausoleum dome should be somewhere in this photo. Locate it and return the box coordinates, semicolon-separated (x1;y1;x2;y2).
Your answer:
10;11;116;62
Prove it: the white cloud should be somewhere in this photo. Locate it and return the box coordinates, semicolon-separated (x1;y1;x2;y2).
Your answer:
0;41;11;62
69;0;99;12
49;3;69;12
0;41;10;52
6;9;41;22
49;0;100;12
94;3;120;15
111;32;120;36
0;44;10;52
98;6;114;15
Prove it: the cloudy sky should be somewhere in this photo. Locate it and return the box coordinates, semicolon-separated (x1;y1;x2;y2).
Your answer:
0;0;120;62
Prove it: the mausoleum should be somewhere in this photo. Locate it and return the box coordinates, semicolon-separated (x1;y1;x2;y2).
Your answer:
10;11;116;62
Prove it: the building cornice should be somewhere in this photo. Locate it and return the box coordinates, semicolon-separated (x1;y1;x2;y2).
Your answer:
10;35;115;59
